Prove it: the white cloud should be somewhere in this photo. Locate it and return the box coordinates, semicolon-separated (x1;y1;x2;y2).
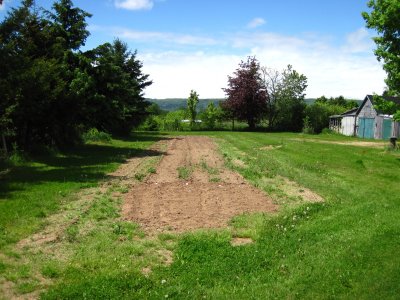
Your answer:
137;30;385;99
342;27;374;53
90;25;385;99
249;41;385;99
110;27;218;46
139;51;241;98
247;18;266;29
114;0;153;10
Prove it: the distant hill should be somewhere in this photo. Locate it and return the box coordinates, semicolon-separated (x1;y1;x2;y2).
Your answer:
148;98;362;112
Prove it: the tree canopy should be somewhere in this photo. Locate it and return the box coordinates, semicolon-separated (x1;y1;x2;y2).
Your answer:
222;58;308;131
0;0;151;152
187;90;199;128
262;65;307;131
223;57;267;129
363;0;400;120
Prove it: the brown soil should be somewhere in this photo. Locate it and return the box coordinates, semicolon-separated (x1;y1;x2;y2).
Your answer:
122;136;277;233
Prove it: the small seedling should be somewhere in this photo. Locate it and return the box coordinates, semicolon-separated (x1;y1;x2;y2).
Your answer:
209;177;221;183
134;173;146;181
148;167;157;174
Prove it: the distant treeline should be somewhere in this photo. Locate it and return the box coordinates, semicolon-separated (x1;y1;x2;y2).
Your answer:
147;98;362;112
147;99;224;112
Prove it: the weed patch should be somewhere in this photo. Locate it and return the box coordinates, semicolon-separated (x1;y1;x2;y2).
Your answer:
177;166;192;180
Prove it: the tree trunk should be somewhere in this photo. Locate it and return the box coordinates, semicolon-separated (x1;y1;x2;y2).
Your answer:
1;133;7;155
231;118;235;131
248;118;256;130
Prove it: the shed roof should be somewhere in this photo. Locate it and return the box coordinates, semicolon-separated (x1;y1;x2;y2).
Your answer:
329;107;358;119
341;107;358;116
357;94;400;115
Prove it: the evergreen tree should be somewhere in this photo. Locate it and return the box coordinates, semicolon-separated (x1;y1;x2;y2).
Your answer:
0;0;152;151
85;39;152;134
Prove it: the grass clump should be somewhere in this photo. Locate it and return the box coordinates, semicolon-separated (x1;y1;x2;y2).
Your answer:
200;160;219;175
134;173;146;181
42;263;62;279
177;166;192;180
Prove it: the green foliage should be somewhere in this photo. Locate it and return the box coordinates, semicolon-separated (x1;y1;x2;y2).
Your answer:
372;94;400;121
177;166;192;180
201;101;222;129
148;99;223;112
139;116;160;131
321;128;336;135
134;173;146;181
223;56;267;129
302;116;314;134
84;39;152;135
261;65;308;131
82;128;112;143
187;90;199;128
48;0;92;51
157;109;187;131
304;102;347;133
315;95;359;110
0;1;151;152
7;143;28;166
363;1;400;119
146;103;165;116
363;0;400;95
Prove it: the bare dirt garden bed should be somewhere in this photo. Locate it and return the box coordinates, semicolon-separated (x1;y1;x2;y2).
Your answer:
122;136;278;233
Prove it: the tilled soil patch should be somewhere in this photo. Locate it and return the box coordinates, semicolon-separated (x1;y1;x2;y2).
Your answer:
123;136;277;233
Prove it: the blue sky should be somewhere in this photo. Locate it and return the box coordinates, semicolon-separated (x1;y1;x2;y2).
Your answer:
1;0;386;99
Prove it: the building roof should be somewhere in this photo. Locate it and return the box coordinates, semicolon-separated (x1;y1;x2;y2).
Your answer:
329;107;358;119
341;107;358;116
357;94;400;115
330;94;400;119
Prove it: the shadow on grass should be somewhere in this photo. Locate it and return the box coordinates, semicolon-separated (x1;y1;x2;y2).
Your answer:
0;133;168;199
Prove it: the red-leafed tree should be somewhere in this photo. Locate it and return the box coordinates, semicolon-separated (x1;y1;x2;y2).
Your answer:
223;56;267;130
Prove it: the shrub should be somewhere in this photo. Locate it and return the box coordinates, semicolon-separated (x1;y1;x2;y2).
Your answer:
82;128;112;143
7;143;28;165
304;103;346;133
140;116;160;131
302;116;314;134
321;128;335;135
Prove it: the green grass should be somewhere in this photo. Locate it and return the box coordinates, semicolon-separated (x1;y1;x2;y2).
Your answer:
1;131;400;299
177;166;192;180
0;133;165;248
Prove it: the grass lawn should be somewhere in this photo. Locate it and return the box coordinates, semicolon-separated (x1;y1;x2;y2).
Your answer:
0;133;164;247
1;131;399;299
